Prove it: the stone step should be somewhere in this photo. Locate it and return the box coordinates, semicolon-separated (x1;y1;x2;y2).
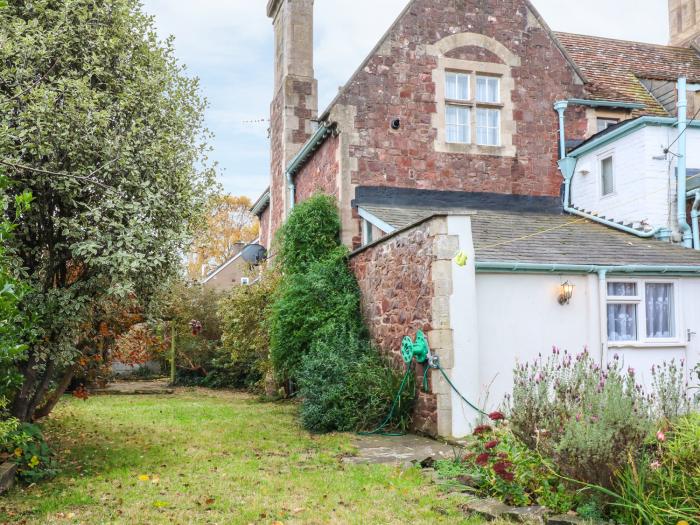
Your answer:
0;461;17;495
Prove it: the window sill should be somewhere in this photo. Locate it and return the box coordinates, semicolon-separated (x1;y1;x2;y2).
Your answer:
608;341;687;349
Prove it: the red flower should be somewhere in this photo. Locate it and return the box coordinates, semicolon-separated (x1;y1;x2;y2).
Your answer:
484;440;499;449
475;452;491;466
488;411;505;421
473;425;492;435
493;461;515;481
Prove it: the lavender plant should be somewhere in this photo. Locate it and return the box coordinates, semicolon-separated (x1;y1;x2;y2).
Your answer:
508;348;651;487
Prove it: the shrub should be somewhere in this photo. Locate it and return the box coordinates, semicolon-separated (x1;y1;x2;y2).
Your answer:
609;413;700;524
276;194;341;275
297;326;415;433
433;416;574;511
218;267;279;391
270;248;364;383
2;422;58;483
508;349;652;488
649;359;695;420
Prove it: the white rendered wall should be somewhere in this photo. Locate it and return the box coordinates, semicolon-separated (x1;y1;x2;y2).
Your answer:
473;273;600;417
452;271;700;438
570;126;675;231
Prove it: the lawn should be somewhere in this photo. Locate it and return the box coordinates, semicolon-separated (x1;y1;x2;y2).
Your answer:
0;389;489;524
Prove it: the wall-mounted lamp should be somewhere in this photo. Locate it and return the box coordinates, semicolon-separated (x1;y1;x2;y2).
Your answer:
558;281;575;305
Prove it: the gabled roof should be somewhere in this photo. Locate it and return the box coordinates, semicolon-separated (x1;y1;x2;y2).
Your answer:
320;0;586;120
250;187;270;217
556;32;700;116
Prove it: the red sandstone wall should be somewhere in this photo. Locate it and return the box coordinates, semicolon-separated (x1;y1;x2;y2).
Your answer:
349;221;438;435
335;0;588;197
294;134;340;203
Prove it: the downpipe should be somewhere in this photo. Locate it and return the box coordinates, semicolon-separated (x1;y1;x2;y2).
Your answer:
285;170;295;216
554;101;661;238
677;78;693;248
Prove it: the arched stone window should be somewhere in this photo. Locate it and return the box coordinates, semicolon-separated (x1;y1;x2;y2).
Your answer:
428;33;519;157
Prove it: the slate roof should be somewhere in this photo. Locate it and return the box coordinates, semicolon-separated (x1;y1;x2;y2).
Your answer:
555;32;700;116
358;205;700;268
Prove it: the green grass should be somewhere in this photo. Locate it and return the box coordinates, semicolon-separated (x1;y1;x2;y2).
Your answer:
0;389;488;524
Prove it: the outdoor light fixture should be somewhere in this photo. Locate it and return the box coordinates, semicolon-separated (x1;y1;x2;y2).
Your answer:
558;281;575;305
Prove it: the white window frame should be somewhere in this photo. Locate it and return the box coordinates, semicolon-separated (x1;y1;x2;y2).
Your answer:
599;152;615;198
606;278;683;347
443;70;502;147
362;218;373;246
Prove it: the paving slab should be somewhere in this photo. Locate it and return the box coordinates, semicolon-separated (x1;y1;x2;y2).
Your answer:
344;433;459;465
91;379;174;395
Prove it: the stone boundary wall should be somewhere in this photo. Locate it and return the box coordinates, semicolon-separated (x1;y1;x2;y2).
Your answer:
349;215;458;436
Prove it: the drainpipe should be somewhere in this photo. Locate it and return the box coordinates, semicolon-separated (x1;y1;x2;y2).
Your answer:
597;269;608;366
553;101;661;238
691;190;700;250
286;171;295;215
677;77;693;248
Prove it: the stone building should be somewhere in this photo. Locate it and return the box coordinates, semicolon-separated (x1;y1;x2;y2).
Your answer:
254;0;700;438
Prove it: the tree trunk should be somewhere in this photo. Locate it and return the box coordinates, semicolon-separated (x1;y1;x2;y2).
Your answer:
32;365;77;421
25;359;56;421
10;352;38;422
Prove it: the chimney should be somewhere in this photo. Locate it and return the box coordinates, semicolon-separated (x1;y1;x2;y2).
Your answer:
669;0;700;48
266;0;318;237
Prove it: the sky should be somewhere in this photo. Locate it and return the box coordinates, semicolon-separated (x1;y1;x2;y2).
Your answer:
140;0;669;201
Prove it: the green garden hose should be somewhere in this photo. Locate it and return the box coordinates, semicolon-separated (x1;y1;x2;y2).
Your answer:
357;364;414;436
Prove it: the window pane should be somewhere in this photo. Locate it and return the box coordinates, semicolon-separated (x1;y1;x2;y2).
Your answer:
446;105;469;143
476;108;499;146
446;72;468;100
446;72;457;100
597;118;618;133
608;282;637;296
601;156;614;195
458;74;469;100
607;303;638;341
476;76;499;103
646;284;675;338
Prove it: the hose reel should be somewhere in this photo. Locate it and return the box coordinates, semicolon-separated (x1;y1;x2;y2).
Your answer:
400;330;430;364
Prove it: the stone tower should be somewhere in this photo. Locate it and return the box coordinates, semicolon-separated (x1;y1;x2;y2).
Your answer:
266;0;318;242
669;0;700;47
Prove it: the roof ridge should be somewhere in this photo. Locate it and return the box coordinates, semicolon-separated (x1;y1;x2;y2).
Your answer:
555;31;696;53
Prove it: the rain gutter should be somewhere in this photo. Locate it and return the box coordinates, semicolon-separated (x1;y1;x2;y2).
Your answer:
285;121;337;213
475;261;700;275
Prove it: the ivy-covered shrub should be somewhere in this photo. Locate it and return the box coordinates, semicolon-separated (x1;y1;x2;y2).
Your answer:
270;193;415;432
218;267;279;392
608;413;700;524
434;414;575;512
508;349;653;488
276;194;341;275
270;247;364;384
297;326;415;433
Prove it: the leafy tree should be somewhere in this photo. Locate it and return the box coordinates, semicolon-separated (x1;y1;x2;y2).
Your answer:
0;0;215;421
187;194;259;280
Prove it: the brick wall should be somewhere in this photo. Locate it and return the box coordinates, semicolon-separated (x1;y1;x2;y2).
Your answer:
333;0;588;198
294;134;340;202
349;219;439;435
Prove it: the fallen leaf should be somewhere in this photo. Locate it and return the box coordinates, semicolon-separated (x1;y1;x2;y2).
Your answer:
205;498;215;505
138;474;150;481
